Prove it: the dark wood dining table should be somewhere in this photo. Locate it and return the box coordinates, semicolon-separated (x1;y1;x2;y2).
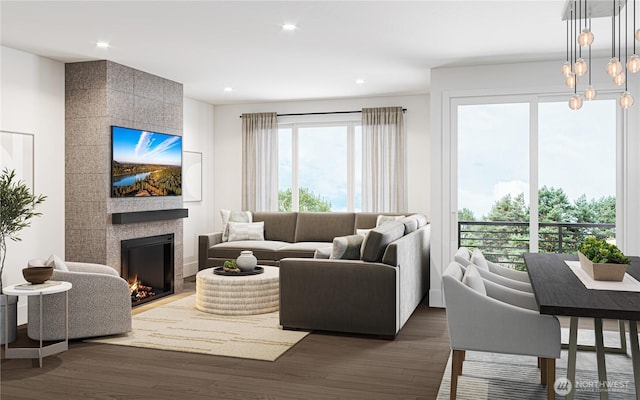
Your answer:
524;252;640;400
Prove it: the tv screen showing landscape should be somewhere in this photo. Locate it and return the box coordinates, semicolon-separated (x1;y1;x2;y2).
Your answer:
111;126;182;197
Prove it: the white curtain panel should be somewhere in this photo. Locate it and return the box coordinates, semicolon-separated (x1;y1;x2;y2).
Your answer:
241;112;278;211
361;106;407;212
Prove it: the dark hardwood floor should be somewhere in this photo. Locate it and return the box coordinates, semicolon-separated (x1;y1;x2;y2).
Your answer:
0;278;451;400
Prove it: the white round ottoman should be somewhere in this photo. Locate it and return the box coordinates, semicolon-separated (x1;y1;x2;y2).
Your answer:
195;266;279;315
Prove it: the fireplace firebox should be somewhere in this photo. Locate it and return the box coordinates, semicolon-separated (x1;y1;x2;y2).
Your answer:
121;234;174;306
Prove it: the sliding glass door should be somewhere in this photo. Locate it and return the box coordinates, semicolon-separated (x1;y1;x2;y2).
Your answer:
456;97;619;268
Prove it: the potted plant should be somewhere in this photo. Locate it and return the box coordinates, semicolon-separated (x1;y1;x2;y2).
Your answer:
577;236;630;282
0;168;46;343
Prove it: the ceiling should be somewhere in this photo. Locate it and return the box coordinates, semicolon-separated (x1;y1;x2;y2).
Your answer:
0;1;629;105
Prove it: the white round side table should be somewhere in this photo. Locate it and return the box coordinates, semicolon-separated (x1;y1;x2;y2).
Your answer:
3;281;72;368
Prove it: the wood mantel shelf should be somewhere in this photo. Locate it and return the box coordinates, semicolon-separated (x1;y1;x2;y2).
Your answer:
111;208;189;225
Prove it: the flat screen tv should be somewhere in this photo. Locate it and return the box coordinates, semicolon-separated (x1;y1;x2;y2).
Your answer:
111;126;182;197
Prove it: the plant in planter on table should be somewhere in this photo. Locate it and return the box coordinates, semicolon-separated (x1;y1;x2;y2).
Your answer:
0;168;46;344
577;236;630;282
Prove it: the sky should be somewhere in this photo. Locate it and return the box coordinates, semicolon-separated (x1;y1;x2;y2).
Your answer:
112;126;182;166
279;125;361;211
458;98;617;219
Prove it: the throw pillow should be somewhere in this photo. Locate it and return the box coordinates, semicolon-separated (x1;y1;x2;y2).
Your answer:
220;209;252;242
376;214;406;227
227;221;265;241
356;228;372;236
360;221;405;262
314;246;333;259
330;234;365;260
470;249;489;271
45;254;69;271
462;264;487;295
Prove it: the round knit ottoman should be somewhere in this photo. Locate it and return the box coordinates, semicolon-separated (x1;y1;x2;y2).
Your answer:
195;266;279;315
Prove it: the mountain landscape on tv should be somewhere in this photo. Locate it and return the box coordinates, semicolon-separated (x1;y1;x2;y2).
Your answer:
111;126;182;197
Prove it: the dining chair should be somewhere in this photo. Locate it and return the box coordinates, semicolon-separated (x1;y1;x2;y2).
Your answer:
442;262;561;400
454;248;533;293
455;246;531;283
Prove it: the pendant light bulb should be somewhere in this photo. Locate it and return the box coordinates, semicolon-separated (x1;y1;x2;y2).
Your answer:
613;72;626;85
569;94;583;110
578;28;594;46
584;86;597;100
562;61;572;76
606;57;623;76
620;91;634;108
565;73;577;88
628;55;640;73
574;58;588;76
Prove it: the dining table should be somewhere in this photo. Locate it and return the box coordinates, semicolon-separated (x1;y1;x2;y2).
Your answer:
524;252;640;400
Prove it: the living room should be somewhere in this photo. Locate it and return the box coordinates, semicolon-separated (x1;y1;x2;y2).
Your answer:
2;1;640;399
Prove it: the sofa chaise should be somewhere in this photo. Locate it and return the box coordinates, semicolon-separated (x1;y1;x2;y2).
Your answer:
198;212;431;337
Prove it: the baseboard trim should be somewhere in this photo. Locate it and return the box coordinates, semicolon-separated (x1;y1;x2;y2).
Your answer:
429;289;444;308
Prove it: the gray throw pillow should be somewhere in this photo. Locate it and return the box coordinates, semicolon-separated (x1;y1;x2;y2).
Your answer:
360;221;405;262
470;249;489;270
331;234;365;260
227;221;264;241
221;209;252;242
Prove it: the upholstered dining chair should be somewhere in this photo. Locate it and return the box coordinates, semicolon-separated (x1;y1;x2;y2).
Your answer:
455;246;531;283
454;247;533;293
27;257;132;340
442;262;561;400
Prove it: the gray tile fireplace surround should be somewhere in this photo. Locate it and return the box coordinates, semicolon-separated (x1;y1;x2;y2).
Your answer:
65;60;184;292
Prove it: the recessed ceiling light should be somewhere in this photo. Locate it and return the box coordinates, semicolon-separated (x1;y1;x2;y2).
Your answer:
282;24;297;31
96;41;110;49
355;79;365;85
224;87;233;92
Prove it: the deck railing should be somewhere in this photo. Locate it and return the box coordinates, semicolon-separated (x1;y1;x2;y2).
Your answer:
457;221;615;269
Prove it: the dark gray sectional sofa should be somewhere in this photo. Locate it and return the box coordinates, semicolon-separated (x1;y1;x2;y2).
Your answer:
198;212;430;337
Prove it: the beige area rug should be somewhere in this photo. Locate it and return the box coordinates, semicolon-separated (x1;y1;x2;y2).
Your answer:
85;294;309;361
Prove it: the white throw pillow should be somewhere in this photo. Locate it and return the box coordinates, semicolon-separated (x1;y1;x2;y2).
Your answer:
45;254;69;271
470;249;489;271
227;221;264;242
220;209;252;242
356;228;372;236
376;214;406;227
462;264;487;295
314;246;333;259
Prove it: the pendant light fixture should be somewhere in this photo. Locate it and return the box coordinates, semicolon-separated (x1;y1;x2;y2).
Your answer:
569;1;584;110
562;17;573;76
621;0;635;108
563;0;637;109
628;0;640;72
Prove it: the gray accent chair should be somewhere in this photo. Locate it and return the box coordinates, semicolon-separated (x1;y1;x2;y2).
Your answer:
27;260;132;340
442;261;561;400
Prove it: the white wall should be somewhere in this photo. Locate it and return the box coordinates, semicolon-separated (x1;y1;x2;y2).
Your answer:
182;98;215;277
212;94;430;230
1;46;65;323
429;58;640;307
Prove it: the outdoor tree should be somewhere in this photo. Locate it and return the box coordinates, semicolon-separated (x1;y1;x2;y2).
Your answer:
278;187;332;212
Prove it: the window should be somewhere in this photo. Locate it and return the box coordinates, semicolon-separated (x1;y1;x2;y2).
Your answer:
456;96;619;267
278;122;361;212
